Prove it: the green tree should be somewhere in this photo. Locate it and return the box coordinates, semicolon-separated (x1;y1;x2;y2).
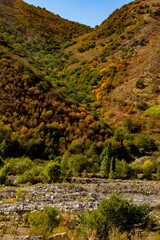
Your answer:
157;167;160;181
100;142;112;178
115;159;127;179
109;157;115;179
60;151;72;180
69;154;88;177
16;166;41;184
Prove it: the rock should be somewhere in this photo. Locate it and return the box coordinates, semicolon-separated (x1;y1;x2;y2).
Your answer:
23;236;42;240
23;236;30;240
47;232;69;240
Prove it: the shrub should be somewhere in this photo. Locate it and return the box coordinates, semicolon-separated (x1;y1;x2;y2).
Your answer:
136;101;148;111
8;157;34;175
142;160;154;179
28;206;60;235
115;159;127;179
135;79;145;89
78;41;96;53
78;194;151;240
45;162;61;183
145;105;160;116
123;118;132;132
0;165;9;184
16;166;42;184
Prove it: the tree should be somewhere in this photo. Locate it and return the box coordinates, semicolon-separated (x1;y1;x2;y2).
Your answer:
100;142;112;178
109;157;115;179
69;154;88;177
60;151;71;180
115;159;127;179
157;167;160;181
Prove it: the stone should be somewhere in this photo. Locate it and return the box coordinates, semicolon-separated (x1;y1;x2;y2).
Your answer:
47;232;69;240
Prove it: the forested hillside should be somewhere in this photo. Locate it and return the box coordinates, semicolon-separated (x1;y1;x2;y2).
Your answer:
0;0;160;183
60;0;160;143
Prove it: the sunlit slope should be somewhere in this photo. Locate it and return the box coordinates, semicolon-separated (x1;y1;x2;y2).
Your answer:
61;0;160;143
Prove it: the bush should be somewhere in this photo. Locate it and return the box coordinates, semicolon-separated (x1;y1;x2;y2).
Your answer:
8;157;34;175
142;160;154;179
45;162;61;183
78;194;151;240
136;101;148;111
115;159;128;179
0;165;9;184
123;118;132;132
16;166;42;184
78;41;96;53
28;206;60;235
135;79;145;89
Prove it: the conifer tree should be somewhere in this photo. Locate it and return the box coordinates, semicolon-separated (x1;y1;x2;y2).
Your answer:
100;142;112;178
109;157;115;179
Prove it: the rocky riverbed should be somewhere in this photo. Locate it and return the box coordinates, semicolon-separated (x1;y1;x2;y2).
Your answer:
0;179;160;240
0;179;160;215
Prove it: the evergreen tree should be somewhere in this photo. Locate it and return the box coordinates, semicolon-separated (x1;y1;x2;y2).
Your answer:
100;142;112;178
109;157;115;179
60;151;71;180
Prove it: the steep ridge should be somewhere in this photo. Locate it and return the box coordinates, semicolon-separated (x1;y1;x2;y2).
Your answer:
61;0;160;144
0;0;91;41
0;0;91;71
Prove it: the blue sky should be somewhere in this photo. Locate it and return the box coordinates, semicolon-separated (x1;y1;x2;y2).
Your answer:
24;0;133;27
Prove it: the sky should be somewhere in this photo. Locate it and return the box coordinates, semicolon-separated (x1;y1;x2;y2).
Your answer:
24;0;133;27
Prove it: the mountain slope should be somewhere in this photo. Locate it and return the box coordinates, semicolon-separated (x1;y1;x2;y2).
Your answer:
60;0;160;144
0;53;112;159
0;0;159;163
0;0;112;159
0;0;91;72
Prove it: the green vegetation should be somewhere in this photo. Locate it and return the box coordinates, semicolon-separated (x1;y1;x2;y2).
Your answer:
0;0;160;186
136;79;145;89
1;194;158;239
1;1;160;239
78;194;151;239
145;105;160;116
0;165;9;185
78;41;96;53
44;162;61;183
136;101;148;111
28;206;60;236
